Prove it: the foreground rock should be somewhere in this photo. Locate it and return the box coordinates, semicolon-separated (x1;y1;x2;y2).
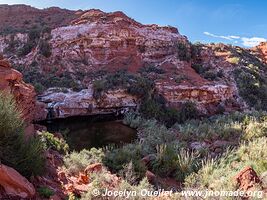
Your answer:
234;166;263;199
0;164;35;198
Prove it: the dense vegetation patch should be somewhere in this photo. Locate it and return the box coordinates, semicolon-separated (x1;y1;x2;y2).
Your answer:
93;70;199;127
0;92;44;178
234;66;267;110
185;137;267;192
39;131;69;154
15;62;84;94
64;148;104;175
60;110;267;199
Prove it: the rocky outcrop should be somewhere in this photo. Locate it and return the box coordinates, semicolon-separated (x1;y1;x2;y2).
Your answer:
156;81;237;113
0;7;247;117
255;42;267;64
0;56;37;123
38;87;137;119
48;9;187;74
0;164;35;198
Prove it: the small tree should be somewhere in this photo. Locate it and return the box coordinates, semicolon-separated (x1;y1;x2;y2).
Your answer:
39;39;52;57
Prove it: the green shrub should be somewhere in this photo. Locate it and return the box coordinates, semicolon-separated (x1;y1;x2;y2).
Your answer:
0;92;44;178
151;144;179;177
64;148;104;175
174;149;200;182
123;112;143;129
103;144;146;181
92;71;154;99
28;28;41;41
15;137;45;178
39;39;51;57
228;57;240;64
177;42;191;61
139;65;166;74
175;110;267;142
119;161;140;185
139;98;164;119
17;41;35;56
123;112;157;129
39;131;69;154
81;170;114;200
185;137;267;191
37;187;54;198
178;101;198;123
192;64;206;74
234;67;267;110
33;82;45;94
115;178;153;200
140;99;198;126
92;79;106;99
174;112;243;141
151;145;199;182
203;70;217;80
243;118;267;140
16;64;83;93
127;76;154;98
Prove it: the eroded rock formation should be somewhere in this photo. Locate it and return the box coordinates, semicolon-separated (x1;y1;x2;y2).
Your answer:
48;9;187;74
0;56;36;123
156;81;236;114
0;7;259;118
38;87;137;118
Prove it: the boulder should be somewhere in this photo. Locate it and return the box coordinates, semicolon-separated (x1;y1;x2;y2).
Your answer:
0;164;35;198
234;166;261;192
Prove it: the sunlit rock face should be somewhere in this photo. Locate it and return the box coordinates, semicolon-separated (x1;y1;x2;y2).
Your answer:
255;42;267;64
49;9;188;73
155;80;238;114
0;7;249;117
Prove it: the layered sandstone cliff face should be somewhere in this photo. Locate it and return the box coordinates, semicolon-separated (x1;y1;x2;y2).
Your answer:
156;82;235;113
0;7;259;119
0;56;36;123
47;9;187;73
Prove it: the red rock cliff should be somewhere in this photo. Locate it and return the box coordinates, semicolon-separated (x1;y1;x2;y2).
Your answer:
0;56;36;124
